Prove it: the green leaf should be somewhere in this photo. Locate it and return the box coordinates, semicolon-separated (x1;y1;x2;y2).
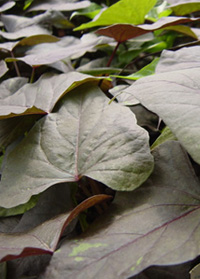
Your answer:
75;0;157;30
0;195;39;217
124;46;200;164
112;58;159;80
151;126;177;150
41;141;200;279
0;84;153;208
168;0;200;16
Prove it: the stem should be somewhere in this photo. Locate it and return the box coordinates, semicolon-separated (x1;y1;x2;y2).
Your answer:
30;67;35;83
10;51;21;77
106;41;121;67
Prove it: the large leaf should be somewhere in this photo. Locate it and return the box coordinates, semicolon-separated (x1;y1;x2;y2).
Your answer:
0;194;111;262
13;34;112;66
0;84;153;208
75;0;157;30
0;72;104;119
96;16;200;42
28;0;90;11
156;45;200;73
40;141;200;279
124;46;200;164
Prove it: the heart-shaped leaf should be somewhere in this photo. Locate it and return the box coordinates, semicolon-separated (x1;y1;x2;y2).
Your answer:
40;141;200;279
96;16;200;42
75;0;157;30
124;46;200;163
0;194;111;262
0;84;153;208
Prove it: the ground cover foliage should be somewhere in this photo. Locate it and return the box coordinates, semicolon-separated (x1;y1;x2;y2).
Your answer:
1;0;200;278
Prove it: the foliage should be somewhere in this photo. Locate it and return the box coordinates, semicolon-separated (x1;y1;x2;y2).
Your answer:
0;0;200;278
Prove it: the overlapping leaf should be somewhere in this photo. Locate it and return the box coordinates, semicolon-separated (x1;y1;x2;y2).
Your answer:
0;84;153;208
0;194;111;262
96;16;200;42
0;72;104;119
40;141;200;279
13;34;112;66
124;46;200;164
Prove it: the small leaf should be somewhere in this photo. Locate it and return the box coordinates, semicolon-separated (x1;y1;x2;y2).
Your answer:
112;58;159;80
0;84;153;208
0;194;111;262
151;126;177;150
75;0;157;30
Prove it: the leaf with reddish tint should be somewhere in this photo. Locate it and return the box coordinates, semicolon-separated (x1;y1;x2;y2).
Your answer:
96;16;200;42
40;141;200;279
0;194;111;263
0;84;153;208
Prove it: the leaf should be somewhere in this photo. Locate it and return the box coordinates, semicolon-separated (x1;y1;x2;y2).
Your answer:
0;72;104;119
156;45;200;73
96;16;200;42
124;46;200;163
168;0;200;16
112;58;159;81
0;61;8;78
0;195;39;217
0;2;15;12
13;34;112;66
28;0;90;12
151;126;177;150
0;194;111;262
40;141;200;279
75;0;157;30
0;84;153;208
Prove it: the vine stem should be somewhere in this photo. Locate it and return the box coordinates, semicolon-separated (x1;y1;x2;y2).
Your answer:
10;51;21;77
106;41;121;67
